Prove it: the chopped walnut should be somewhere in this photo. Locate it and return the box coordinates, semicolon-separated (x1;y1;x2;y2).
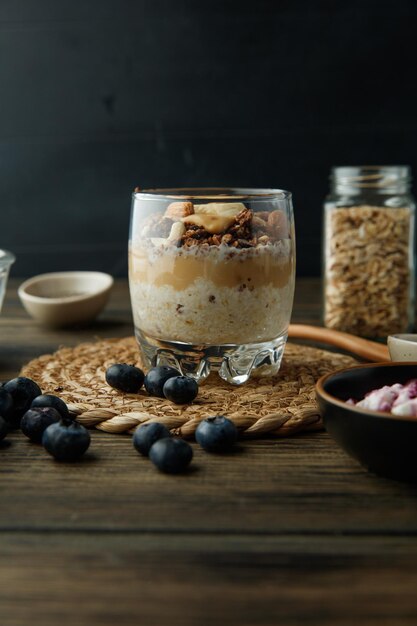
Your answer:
210;234;222;246
227;209;253;241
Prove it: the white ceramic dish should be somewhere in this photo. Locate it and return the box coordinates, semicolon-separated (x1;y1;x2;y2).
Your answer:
388;334;417;361
18;271;113;327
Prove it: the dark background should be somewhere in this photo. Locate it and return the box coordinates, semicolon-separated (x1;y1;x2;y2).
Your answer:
1;0;417;277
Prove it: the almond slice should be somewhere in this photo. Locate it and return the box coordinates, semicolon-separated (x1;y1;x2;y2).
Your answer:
164;201;194;220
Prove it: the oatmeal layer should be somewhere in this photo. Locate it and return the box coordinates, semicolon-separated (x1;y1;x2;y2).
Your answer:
130;277;294;345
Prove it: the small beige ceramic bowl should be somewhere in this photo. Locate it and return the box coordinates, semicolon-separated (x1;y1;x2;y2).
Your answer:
388;334;417;361
18;271;114;327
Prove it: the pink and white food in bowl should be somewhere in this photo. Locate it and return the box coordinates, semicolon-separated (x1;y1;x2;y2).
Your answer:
348;378;417;416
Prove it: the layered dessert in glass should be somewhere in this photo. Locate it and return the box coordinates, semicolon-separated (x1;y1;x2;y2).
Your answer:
129;189;295;384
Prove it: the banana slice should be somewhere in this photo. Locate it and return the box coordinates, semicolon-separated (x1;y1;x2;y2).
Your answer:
182;214;235;234
167;222;186;242
194;202;246;217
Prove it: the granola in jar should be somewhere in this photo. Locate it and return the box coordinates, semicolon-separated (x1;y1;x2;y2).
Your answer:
323;167;415;338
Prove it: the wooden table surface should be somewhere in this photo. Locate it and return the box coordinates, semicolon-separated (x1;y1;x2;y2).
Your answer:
2;278;417;626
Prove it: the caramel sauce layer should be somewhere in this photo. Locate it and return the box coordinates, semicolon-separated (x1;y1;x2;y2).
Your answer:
129;246;293;290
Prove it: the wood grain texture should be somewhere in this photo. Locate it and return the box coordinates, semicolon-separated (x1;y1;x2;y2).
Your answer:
2;533;417;626
1;278;417;626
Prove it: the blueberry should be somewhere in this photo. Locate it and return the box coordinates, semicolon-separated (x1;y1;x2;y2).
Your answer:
149;437;193;474
31;394;70;419
144;366;180;398
42;418;90;461
163;376;198;404
105;363;145;393
21;407;61;443
0;388;13;420
0;416;8;441
133;422;171;456
195;416;238;451
3;377;42;423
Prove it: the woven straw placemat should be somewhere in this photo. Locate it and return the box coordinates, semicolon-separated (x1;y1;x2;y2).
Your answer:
21;337;356;438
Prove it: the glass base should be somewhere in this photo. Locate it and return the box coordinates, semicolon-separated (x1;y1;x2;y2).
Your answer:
135;328;287;385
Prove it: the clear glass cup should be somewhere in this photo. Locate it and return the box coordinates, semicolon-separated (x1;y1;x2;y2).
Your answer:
0;249;15;313
129;188;295;384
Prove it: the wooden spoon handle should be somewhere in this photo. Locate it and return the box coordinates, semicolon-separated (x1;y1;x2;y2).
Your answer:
288;324;390;362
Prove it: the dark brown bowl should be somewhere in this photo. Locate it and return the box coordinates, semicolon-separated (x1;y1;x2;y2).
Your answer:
316;362;417;482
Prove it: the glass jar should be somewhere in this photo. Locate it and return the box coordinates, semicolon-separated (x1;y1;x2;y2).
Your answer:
129;188;295;384
323;166;415;338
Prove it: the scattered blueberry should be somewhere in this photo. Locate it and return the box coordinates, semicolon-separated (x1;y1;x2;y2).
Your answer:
0;416;8;441
149;437;193;474
3;377;42;423
163;376;198;404
0;388;14;420
144;366;180;398
42;418;90;461
31;394;70;419
195;416;238;451
133;422;171;456
105;363;145;393
21;407;61;443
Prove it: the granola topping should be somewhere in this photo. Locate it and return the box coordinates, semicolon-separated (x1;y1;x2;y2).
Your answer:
137;202;289;250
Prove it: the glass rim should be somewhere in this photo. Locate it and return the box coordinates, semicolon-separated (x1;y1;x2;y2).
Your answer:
331;165;411;178
330;165;412;191
0;249;16;268
133;187;292;201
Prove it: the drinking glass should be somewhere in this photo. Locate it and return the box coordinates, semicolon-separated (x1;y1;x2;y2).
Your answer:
129;188;295;384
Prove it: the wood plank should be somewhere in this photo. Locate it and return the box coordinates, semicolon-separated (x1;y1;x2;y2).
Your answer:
1;430;417;534
1;532;417;626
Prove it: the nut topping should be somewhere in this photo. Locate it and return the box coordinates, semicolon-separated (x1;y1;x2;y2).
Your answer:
164;201;194;220
167;221;186;243
267;210;289;239
141;202;290;249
